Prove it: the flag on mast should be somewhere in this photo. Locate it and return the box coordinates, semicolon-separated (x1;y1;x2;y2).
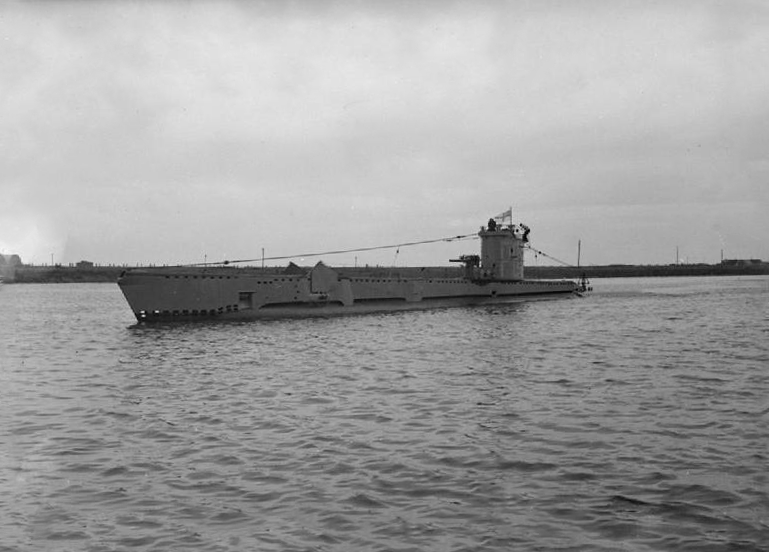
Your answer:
494;207;513;224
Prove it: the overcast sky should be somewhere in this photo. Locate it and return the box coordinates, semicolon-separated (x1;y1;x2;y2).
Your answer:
2;0;767;268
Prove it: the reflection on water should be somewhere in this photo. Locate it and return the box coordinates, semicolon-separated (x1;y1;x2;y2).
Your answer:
1;277;768;551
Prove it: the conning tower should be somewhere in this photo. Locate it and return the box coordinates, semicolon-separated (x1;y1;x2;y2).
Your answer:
478;214;528;281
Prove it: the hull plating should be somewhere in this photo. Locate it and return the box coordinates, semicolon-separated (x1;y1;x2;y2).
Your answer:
118;268;577;322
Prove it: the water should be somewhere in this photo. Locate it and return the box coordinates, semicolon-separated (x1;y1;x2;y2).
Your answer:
1;276;768;551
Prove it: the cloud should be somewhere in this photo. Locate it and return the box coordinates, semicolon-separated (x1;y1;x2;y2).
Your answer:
2;1;768;265
0;212;64;264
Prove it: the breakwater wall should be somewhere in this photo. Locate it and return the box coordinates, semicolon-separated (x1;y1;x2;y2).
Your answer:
12;265;125;283
525;263;769;279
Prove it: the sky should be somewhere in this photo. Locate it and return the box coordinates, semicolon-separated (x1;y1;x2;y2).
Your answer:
2;0;768;268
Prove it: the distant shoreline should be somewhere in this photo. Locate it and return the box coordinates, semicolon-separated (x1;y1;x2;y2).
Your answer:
4;262;768;284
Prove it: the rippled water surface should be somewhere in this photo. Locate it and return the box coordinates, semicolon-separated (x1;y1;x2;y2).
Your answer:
1;276;768;551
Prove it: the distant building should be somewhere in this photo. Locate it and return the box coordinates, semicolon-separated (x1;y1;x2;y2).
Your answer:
721;259;763;267
76;260;95;269
0;253;22;282
0;254;22;266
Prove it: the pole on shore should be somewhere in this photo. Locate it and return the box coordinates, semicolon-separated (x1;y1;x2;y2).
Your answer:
577;239;581;268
